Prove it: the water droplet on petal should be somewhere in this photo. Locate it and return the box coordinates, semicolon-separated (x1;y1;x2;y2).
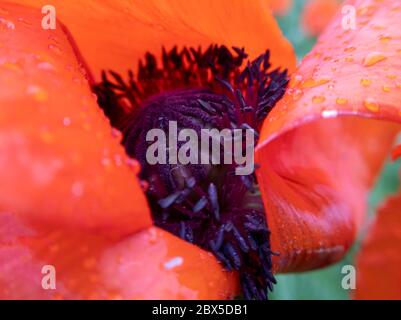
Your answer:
312;96;326;104
114;154;123;166
364;98;380;112
37;61;55;71
164;257;184;270
302;78;330;88
344;46;356;52
48;44;62;55
336;98;348;105
101;157;111;167
322;109;339;119
360;78;372;87
17;17;32;27
111;128;123;139
379;35;392;43
26;85;48;102
0;18;15;30
382;85;391;92
63;117;72;126
363;52;387;67
292;89;303;101
71;181;85;197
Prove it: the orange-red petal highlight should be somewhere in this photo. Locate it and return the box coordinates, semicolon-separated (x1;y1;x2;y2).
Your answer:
12;0;296;78
0;2;152;236
0;214;238;299
355;194;401;299
256;0;401;273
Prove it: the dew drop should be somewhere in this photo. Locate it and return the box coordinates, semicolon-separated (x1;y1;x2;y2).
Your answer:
292;89;303;100
101;157;111;167
26;85;48;102
114;154;123;166
364;98;380;112
336;98;348;105
63;117;72;126
302;78;330;89
147;228;158;244
363;52;387;67
344;46;356;53
71;181;85;197
164;257;184;270
360;78;372;87
322;109;339;119
111;128;123;139
17;17;32;27
48;44;62;55
37;61;55;71
382;85;391;93
379;35;392;43
312;96;326;104
0;18;15;30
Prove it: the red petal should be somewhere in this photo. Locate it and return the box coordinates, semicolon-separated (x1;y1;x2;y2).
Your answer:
355;194;401;299
0;3;239;299
0;2;152;236
0;214;238;299
15;0;296;78
256;0;401;273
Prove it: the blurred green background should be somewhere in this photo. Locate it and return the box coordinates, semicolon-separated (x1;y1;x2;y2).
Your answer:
269;0;401;300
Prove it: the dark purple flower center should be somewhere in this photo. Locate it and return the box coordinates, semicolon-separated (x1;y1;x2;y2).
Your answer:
93;45;289;300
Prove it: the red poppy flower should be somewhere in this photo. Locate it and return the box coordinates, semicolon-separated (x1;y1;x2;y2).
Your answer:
0;0;400;300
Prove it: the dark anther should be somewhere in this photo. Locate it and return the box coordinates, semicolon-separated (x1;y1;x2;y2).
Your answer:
208;183;220;221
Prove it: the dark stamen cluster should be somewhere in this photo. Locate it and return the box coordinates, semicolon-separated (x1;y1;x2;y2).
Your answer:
93;45;289;300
